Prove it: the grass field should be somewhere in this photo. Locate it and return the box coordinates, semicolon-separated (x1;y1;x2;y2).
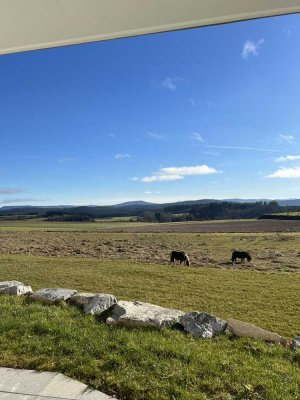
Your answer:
1;229;300;272
0;220;300;399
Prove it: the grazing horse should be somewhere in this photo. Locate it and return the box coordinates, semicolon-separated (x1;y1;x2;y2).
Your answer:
231;251;251;264
170;251;190;266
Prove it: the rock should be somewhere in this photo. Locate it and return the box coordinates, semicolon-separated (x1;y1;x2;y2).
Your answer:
84;294;117;316
106;300;184;329
180;312;227;338
227;318;286;343
30;288;77;304
71;292;117;316
69;292;96;306
290;336;300;350
0;281;32;296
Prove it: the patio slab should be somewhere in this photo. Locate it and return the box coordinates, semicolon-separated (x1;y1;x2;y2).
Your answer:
0;368;114;400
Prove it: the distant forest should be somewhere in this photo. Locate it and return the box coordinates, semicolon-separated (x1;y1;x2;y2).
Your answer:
1;200;300;222
139;201;281;222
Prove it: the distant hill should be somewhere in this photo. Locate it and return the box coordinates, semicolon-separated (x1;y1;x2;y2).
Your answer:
1;198;300;220
114;201;155;207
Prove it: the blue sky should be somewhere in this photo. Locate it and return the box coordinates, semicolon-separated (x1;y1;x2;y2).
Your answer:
0;13;300;205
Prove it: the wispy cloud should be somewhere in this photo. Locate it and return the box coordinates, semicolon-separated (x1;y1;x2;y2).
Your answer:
0;197;45;204
203;151;221;157
205;145;280;152
0;188;25;194
140;164;219;183
162;77;180;91
275;155;300;162
284;29;292;37
144;191;160;194
278;134;294;144
108;133;116;139
266;166;300;178
114;153;130;159
188;98;197;107
191;132;204;142
146;132;165;140
241;39;265;59
129;177;139;181
58;157;76;163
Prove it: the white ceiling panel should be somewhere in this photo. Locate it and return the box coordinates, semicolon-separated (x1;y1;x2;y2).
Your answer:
0;0;299;55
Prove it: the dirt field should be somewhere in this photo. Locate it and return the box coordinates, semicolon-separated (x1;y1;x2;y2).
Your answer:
96;219;300;233
1;228;300;272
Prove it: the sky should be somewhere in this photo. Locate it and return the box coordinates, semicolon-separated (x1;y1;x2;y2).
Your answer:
0;13;300;206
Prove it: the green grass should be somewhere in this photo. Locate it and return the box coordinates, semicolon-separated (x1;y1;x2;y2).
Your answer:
97;216;138;222
0;254;300;337
1;295;300;400
0;219;151;232
1;239;300;398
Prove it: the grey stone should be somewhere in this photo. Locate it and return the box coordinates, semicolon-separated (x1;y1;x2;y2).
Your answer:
83;294;117;316
106;300;184;329
30;288;77;304
180;312;227;338
0;281;32;296
227;318;286;343
290;336;300;350
69;292;96;306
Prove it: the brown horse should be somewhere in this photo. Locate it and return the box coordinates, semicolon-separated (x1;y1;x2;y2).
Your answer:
231;251;251;263
170;251;190;266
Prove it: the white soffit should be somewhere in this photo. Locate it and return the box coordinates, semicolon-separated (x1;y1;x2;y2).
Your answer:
0;0;300;55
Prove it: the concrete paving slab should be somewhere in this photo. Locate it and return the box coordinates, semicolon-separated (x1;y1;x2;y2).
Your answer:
0;369;116;400
40;374;87;399
0;369;57;394
80;389;114;400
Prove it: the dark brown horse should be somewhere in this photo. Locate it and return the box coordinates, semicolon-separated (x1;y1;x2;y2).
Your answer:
170;251;190;266
231;251;251;263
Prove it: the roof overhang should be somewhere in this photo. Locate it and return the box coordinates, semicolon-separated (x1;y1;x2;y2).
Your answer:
1;0;300;55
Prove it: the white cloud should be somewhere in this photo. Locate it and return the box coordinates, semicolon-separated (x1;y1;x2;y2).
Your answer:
144;191;152;194
114;153;130;159
129;177;139;181
278;134;294;143
205;145;280;152
275;155;300;162
191;132;204;142
142;174;184;183
160;165;217;176
147;132;165;140
140;164;218;183
266;166;300;178
162;77;178;91
241;39;265;59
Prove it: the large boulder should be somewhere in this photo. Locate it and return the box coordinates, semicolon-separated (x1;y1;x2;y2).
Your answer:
0;281;32;296
180;312;227;338
106;300;184;329
71;292;117;316
30;288;77;304
69;292;96;306
227;319;286;343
